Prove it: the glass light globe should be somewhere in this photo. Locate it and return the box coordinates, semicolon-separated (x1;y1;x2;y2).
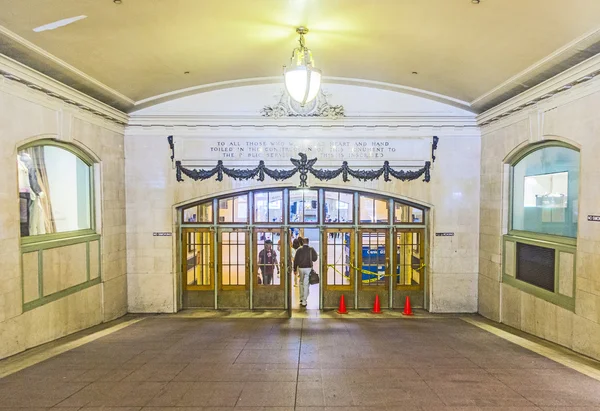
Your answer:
284;66;322;106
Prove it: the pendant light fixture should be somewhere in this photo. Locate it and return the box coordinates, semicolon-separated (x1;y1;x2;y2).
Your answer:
283;27;322;106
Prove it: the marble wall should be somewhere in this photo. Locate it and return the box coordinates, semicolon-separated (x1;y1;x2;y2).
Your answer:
125;83;481;313
479;83;600;361
0;77;127;359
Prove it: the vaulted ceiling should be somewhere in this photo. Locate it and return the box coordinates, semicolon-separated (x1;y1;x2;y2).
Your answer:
0;0;599;113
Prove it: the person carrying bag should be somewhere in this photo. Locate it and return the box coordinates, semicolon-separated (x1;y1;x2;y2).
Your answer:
293;237;318;307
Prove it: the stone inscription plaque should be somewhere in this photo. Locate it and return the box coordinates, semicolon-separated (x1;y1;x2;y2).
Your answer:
175;136;433;167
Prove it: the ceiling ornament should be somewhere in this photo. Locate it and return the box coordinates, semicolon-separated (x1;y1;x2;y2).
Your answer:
283;27;322;106
261;89;344;119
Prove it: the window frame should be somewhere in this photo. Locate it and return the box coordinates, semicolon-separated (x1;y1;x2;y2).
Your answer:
322;190;355;225
18;140;96;245
393;202;425;225
182;200;214;224
288;189;320;224
253;190;284;225
217;194;249;224
504;141;579;311
18;140;99;312
358;194;389;224
508;141;579;241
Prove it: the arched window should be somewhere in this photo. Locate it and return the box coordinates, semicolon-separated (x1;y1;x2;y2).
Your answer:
504;142;579;309
511;144;579;238
17;142;93;238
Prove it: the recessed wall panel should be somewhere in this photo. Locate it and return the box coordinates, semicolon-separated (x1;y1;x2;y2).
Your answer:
89;240;100;280
558;252;574;297
22;251;39;303
43;243;87;296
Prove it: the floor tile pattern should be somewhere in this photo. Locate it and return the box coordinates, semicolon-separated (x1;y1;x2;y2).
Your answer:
1;317;600;410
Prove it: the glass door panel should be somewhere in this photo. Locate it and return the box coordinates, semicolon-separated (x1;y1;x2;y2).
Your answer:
182;228;214;308
325;230;352;287
254;229;283;287
218;228;250;308
322;228;353;309
358;229;389;309
253;228;285;308
393;229;425;309
394;230;424;288
359;229;388;288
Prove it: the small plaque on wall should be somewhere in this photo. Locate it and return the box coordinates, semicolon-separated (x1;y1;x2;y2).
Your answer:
588;215;600;222
153;232;172;237
435;232;455;237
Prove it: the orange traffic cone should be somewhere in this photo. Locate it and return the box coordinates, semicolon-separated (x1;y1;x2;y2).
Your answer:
337;295;348;314
372;294;382;314
402;295;413;316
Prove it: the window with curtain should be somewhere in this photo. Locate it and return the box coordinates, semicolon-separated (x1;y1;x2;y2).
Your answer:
511;145;579;238
17;145;92;238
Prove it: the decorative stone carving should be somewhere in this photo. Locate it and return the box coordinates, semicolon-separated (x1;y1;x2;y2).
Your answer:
175;152;432;187
261;89;344;119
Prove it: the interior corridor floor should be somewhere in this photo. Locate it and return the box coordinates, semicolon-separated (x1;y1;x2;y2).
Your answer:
1;315;600;410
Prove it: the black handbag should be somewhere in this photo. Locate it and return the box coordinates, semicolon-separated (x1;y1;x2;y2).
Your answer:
309;269;320;285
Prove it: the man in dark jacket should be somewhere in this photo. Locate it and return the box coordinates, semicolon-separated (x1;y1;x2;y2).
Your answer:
258;239;278;285
293;238;318;306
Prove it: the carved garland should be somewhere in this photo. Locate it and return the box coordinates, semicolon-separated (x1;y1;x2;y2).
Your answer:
172;137;438;187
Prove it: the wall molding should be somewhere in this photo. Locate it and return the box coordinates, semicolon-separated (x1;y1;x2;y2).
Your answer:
125;120;480;138
477;53;600;130
471;27;600;109
126;115;479;135
0;24;133;106
0;54;129;128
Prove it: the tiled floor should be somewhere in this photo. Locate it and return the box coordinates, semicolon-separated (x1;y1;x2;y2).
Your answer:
2;316;600;410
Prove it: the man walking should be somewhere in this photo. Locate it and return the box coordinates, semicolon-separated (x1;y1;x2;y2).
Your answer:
258;239;278;285
293;237;318;307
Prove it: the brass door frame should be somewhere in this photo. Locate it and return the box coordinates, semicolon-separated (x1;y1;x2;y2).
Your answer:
253;227;284;290
393;228;425;291
323;228;354;291
182;227;214;291
217;228;250;291
358;228;389;290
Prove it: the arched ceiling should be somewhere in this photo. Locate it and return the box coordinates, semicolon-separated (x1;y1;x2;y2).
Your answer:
0;0;599;113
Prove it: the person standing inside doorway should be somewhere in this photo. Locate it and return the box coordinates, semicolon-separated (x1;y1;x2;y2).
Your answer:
293;237;318;307
258;239;278;285
291;237;303;287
